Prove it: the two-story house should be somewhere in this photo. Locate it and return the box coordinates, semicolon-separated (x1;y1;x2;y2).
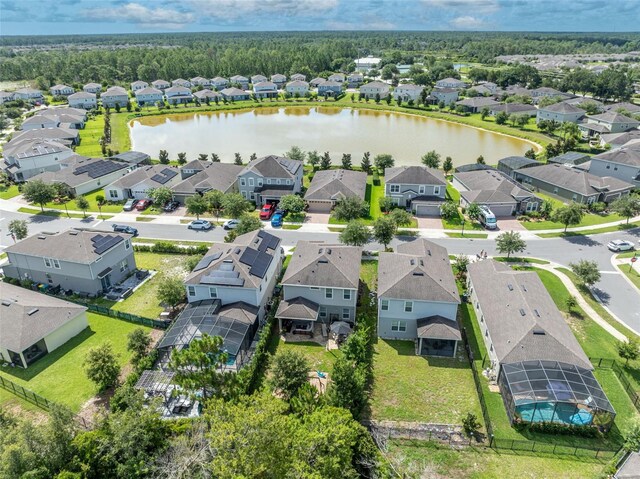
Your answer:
151;79;171;91
579;111;640;139
237;155;303;205
3;139;74;181
164;86;192;105
393;83;424;102
291;73;306;82
3;229;136;295
50;84;74;96
83;83;102;94
135;87;164;106
253;81;278;99
317;80;342;97
347;73;364;88
1;283;88;368
435;77;467;89
277;242;361;332
378;239;460;357
428;87;459;106
104;164;180;201
270;74;287;88
190;77;211;88
130;81;148;92
229;75;249;89
68;92;97;110
359;81;390;99
171;78;192;88
305;169;367;213
588;144;640;188
184;230;283;323
384;166;447;216
101;86;128;108
14;88;44;102
193;89;222;103
211;77;229;90
285;80;309;97
536;102;584;124
328;73;345;83
250;74;268;85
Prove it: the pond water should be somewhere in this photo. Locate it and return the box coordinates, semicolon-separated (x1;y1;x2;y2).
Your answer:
129;107;535;166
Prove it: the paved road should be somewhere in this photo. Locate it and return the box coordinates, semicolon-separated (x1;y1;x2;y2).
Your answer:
2;209;639;333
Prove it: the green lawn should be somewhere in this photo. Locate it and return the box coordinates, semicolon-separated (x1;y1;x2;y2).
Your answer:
494;256;549;264
75;115;106;157
42;188;125;213
537;221;640;238
446;232;488;238
0;313;150;412
370;339;483;425
368;177;385;220
618;261;640;291
446;183;460;203
388;440;607;479
521;212;624;231
0;184;20;199
17;206;112;220
268;337;341;373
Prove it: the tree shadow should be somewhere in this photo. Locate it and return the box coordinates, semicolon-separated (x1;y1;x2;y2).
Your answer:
590;287;610;306
559;234;601;247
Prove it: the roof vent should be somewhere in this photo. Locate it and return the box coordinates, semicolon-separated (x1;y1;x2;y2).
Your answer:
534;309;540;317
427;249;431;256
69;230;79;236
413;272;424;276
507;284;514;291
533;328;546;335
318;248;323;254
410;259;415;266
318;259;328;264
234;248;241;254
37;235;47;240
1;300;11;307
519;308;526;316
27;308;39;316
419;259;424;266
522;284;527;292
326;248;331;255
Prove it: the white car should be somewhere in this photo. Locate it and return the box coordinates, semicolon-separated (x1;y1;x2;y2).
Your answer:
607;239;635;252
223;219;239;230
187;220;213;231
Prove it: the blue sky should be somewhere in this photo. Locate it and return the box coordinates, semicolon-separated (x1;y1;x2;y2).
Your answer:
1;0;639;35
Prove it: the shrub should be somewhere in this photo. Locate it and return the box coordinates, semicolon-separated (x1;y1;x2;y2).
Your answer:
513;421;601;438
462;412;481;437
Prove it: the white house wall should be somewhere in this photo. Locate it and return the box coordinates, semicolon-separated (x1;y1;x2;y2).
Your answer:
378;298;458;340
44;312;89;351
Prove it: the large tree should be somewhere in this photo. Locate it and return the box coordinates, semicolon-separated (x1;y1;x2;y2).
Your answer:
278;194;305;214
569;259;601;287
552;202;585;232
75;196;90;217
421;150;441;169
372;216;397;250
334;196;369;221
610;195;640;224
443;156;453;175
285;145;305;162
373;153;394;171
339;221;371;247
329;356;367;419
157;275;186;311
185;194;208;219
341;153;352;170
147;186;173;207
360;151;372;174
22;180;56;211
495;231;526;258
84;342;121;392
158;149;169;164
8;219;28;241
203;189;225;222
168;334;237;400
222;192;251;218
307;150;320;169
320;151;332;170
269;350;310;400
126;328;152;368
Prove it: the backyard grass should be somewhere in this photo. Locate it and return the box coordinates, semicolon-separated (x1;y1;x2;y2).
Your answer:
0;313;151;412
370;339;483;425
446;182;460;203
0;184;20;199
387;440;607;479
74;115;106;157
110;112;133;152
268;337;341;373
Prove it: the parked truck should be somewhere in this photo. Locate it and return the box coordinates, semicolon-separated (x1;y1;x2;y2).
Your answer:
478;205;497;230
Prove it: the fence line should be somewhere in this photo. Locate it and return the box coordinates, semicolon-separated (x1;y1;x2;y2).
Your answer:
0;374;51;410
70;301;169;330
590;357;640;411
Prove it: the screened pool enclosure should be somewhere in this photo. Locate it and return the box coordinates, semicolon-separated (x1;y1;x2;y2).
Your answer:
498;360;616;432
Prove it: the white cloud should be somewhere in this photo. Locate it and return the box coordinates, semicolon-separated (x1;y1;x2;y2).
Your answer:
325;20;396;30
185;0;338;20
449;15;489;29
425;0;499;13
88;2;195;27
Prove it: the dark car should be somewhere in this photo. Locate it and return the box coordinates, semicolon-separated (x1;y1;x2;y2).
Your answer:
123;199;138;211
111;224;138;236
275;208;288;217
163;200;179;212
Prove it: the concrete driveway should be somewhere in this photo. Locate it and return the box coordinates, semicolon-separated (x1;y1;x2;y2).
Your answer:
497;218;526;232
305;213;331;224
417;216;443;230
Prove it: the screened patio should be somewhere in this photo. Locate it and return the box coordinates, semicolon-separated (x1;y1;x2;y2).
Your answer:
498;360;616;432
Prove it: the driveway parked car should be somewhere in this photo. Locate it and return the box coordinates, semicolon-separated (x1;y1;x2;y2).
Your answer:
163;200;179;212
111;224;138;236
135;199;152;211
123;199;138;211
188;220;213;230
223;219;239;230
607;239;635;252
259;203;276;220
271;213;283;227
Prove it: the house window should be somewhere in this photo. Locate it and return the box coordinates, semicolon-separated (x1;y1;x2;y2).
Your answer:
343;289;351;300
419;185;426;194
319;306;327;318
391;321;407;332
390;184;400;193
434;186;441;195
404;301;413;313
342;308;350;320
120;260;128;272
125;239;130;250
188;286;195;296
276;179;281;185
44;257;51;268
606;165;610;169
241;191;247;199
286;179;291;185
248;178;254;187
250;193;255;200
257;179;263;187
553;187;558;194
209;287;217;299
267;178;272;184
109;190;118;199
572;194;577;201
240;178;246;186
325;288;333;299
381;299;389;311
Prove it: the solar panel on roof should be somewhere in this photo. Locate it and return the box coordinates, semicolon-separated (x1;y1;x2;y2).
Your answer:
193;252;222;272
239;248;259;266
250;251;272;279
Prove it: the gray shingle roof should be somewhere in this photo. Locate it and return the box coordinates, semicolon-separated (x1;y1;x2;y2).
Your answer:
592;143;640;167
540;102;583;114
3;139;71;160
416;315;461;341
600;130;640;148
241;155;302;179
490;103;537;115
615;452;640;479
0;283;87;352
6;229;130;264
385;166;446;186
107;165;179;189
547;151;591;165
454;169;537;201
467;260;591;369
515;164;634;195
304;169;367;202
456;97;500;108
378;239;459;303
31;155;129;188
172;162;242;195
282;241;362;289
588;111;639;125
9;127;79;144
276;297;319;321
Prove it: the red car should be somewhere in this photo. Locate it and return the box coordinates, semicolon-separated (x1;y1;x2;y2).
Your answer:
135;199;152;211
259;203;275;220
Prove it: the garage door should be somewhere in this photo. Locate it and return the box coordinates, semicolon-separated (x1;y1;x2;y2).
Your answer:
414;204;441;216
307;200;333;213
485;204;515;217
